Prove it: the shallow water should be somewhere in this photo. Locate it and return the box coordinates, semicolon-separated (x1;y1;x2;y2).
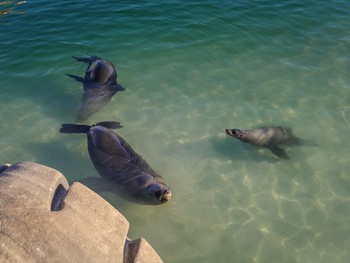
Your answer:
1;1;350;262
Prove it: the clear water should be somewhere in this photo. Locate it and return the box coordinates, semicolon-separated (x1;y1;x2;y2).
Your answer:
1;1;350;262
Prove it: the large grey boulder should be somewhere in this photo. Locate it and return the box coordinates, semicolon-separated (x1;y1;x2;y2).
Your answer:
0;162;163;263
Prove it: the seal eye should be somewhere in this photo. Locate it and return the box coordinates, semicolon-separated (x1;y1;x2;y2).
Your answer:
232;129;243;138
154;190;162;199
232;130;240;137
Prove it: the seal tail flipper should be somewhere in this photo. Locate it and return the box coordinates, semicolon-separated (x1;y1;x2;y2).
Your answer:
66;74;85;83
269;146;290;160
95;121;123;129
72;55;100;63
116;84;125;92
60;122;122;134
59;124;91;134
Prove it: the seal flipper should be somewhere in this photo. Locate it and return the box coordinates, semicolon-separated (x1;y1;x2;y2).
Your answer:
60;124;91;134
116;84;125;92
60;122;122;134
269;146;290;160
66;74;85;83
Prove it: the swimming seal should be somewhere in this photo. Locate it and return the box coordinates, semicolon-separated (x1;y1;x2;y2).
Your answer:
226;126;306;159
60;122;172;205
67;56;124;122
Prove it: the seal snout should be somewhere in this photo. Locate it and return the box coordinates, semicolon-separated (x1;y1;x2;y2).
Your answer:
226;129;233;136
160;189;172;203
226;129;237;137
226;129;243;139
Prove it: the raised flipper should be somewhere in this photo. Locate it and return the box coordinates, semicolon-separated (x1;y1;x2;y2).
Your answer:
66;74;85;83
268;146;290;160
72;55;100;63
60;122;122;134
116;84;125;92
60;124;92;134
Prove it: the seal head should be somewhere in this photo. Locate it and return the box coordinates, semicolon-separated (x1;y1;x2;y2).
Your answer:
226;128;250;143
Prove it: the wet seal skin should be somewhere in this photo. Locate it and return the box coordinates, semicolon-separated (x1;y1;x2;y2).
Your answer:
226;126;316;159
60;122;172;205
67;56;125;122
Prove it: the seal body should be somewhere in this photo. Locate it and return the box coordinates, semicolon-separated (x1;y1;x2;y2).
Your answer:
67;56;124;122
226;126;302;159
60;122;172;205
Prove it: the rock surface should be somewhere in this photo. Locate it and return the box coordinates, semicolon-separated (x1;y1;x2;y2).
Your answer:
0;162;163;263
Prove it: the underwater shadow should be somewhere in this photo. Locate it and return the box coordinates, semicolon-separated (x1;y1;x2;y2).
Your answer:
210;133;319;163
209;135;280;163
78;176;145;210
11;74;80;123
22;137;92;182
78;176;112;193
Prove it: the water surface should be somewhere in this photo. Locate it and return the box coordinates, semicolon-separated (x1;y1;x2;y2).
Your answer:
1;1;350;262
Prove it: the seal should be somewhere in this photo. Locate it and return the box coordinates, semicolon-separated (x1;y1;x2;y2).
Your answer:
60;121;172;205
67;56;124;122
226;126;306;159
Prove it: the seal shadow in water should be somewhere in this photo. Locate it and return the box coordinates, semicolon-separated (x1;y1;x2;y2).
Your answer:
12;77;80;121
78;176;124;198
22;138;91;182
210;136;279;163
77;176;160;210
171;135;280;163
78;176;137;211
210;135;318;163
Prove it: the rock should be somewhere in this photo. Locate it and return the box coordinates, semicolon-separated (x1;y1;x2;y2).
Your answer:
0;161;163;263
124;238;164;263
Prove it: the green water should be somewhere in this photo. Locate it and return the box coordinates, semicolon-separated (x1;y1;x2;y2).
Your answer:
1;1;350;262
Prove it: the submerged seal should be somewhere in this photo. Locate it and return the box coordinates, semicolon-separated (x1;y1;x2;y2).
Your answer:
226;126;308;159
67;56;124;122
60;122;172;205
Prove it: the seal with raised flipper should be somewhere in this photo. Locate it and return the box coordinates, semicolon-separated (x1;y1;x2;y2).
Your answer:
67;56;124;122
60;121;172;205
226;126;310;159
